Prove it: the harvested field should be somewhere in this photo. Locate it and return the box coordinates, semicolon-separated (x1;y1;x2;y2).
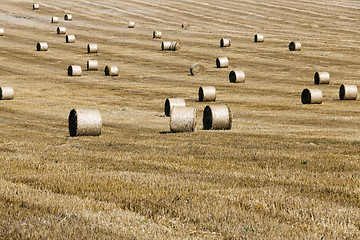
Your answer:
0;0;360;239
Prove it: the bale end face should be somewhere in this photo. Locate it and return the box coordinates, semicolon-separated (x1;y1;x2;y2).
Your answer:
69;109;78;137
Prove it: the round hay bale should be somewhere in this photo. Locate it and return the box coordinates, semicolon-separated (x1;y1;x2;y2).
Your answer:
68;65;82;76
229;70;245;83
128;21;136;28
87;60;98;71
153;31;162;39
87;44;98;53
0;28;4;36
69;108;102;137
182;22;190;29
57;27;66;34
0;86;14;100
301;88;322;104
203;105;232;130
199;86;216;102
216;57;229;68
104;66;118;76
254;34;264;42
314;72;330;85
51;17;59;23
164;98;186;117
339;84;357;100
220;38;231;47
66;34;75;43
190;63;205;76
33;3;39;10
36;42;48;51
161;41;171;50
289;41;301;51
64;14;72;21
170;106;196;133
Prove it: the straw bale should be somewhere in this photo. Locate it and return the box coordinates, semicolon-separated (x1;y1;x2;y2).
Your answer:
254;34;264;42
69;108;102;137
164;98;186;117
153;31;162;39
190;63;205;76
64;14;72;21
301;88;322;104
87;60;98;71
199;86;216;102
170;107;196;133
339;84;357;100
128;21;136;28
51;17;59;23
66;34;75;43
0;28;4;36
68;65;82;76
289;41;301;51
57;27;66;34
33;4;39;10
182;22;190;29
203;105;232;130
0;86;14;100
104;66;118;76
220;38;231;47
229;70;245;83
36;42;48;51
314;72;330;84
87;44;98;53
216;57;229;68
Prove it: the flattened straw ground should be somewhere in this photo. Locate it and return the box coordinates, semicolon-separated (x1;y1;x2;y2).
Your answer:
170;106;196;133
68;108;102;137
301;88;322;104
164;98;186;117
182;22;190;29
229;70;245;83
314;72;330;84
0;86;14;100
339;84;357;100
203;105;232;130
199;86;216;102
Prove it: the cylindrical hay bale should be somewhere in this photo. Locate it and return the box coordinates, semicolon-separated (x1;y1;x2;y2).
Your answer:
0;28;4;36
36;42;48;51
51;17;59;23
64;14;72;21
203;105;232;130
68;65;82;76
301;88;322;104
69;108;102;137
57;27;66;34
153;31;162;39
66;34;76;43
164;98;186;117
33;4;39;10
161;41;171;50
199;86;216;102
289;41;301;51
229;70;245;83
339;84;357;100
190;63;205;76
220;38;231;47
104;66;118;76
254;34;264;42
128;21;136;28
170;41;181;51
87;44;98;53
87;60;98;71
0;87;14;100
216;57;229;68
314;72;330;85
182;22;190;29
170;107;196;133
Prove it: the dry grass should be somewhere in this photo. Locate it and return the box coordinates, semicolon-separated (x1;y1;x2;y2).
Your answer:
0;0;360;239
